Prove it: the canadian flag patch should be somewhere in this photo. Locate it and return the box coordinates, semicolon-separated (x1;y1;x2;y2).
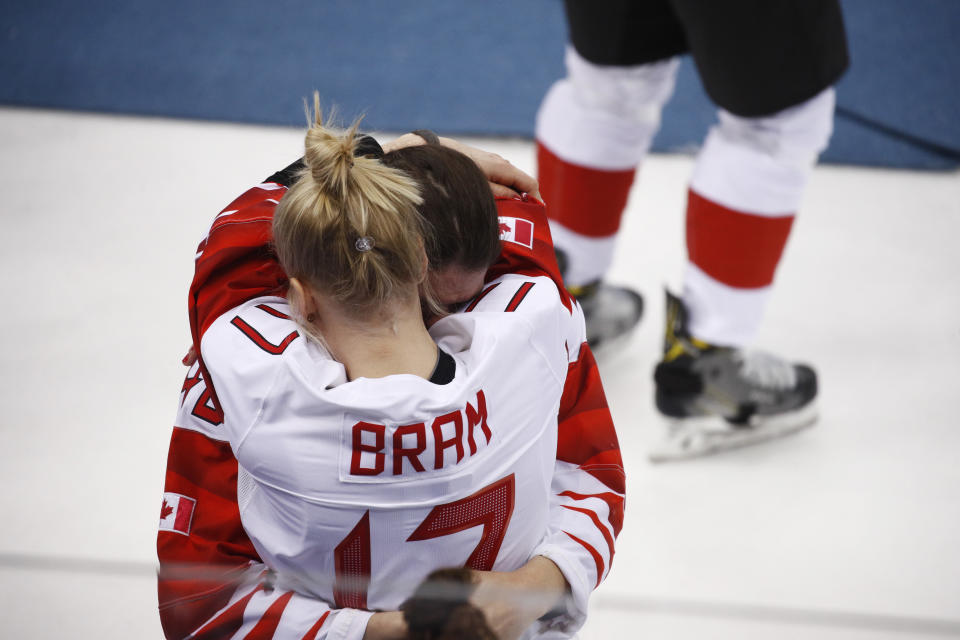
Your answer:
498;216;534;249
159;492;196;536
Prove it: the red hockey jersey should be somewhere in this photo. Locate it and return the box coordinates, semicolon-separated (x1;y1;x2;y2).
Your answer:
158;177;625;640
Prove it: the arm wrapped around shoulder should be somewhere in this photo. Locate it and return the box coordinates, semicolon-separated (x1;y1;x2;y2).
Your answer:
401;568;497;640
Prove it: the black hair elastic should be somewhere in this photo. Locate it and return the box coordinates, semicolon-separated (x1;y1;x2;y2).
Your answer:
354;134;385;159
264;134;384;185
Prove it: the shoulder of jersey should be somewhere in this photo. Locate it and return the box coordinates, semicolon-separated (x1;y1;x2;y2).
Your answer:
492;196;574;312
204;297;299;357
203;181;288;241
461;273;568;317
201;295;354;398
452;275;587;367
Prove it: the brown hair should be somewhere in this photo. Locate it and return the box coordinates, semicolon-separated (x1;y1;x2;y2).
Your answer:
273;96;433;320
381;145;501;273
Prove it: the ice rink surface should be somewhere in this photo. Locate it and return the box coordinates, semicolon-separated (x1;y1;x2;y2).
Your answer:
1;107;958;638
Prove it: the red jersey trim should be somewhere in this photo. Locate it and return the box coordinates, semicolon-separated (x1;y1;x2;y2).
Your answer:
230;316;300;355
558;490;625;537
505;282;536;312
301;612;331;640
562;505;615;560
246;591;295;639
464;282;500;312
563;531;605;588
190;582;265;638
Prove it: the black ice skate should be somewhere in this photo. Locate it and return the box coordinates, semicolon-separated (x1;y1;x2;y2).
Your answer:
650;290;818;462
556;249;643;349
570;280;644;349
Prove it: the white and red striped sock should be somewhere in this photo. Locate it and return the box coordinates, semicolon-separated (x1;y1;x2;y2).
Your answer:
537;141;635;286
683;88;836;346
535;49;678;287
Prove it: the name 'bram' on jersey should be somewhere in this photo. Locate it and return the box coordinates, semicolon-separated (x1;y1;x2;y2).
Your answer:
346;387;494;481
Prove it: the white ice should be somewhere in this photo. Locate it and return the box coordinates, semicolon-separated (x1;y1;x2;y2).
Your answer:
0;107;958;638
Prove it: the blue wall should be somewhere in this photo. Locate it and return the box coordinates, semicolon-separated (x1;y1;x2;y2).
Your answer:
2;0;957;168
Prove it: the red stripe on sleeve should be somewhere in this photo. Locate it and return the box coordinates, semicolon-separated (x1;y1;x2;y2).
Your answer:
686;188;795;289
246;591;295;640
559;491;625;538
505;282;535;312
563;532;605;588
464;283;500;312
562;505;615;560
230;316;300;355
537;141;635;238
301;611;331;640
190;583;264;638
256;303;291;319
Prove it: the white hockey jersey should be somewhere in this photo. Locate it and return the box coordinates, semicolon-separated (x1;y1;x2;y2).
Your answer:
203;273;572;610
158;174;625;640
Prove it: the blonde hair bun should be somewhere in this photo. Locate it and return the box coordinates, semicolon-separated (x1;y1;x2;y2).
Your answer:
273;94;435;322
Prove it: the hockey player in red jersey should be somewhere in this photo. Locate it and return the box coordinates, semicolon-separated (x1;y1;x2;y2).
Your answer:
536;0;848;459
158;114;624;639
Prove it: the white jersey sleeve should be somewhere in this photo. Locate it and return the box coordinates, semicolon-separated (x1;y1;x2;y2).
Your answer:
454;271;624;634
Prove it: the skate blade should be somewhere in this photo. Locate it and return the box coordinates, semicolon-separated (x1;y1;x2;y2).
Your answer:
648;403;818;463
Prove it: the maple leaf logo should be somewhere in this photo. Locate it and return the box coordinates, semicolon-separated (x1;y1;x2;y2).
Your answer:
160;499;174;521
498;222;512;235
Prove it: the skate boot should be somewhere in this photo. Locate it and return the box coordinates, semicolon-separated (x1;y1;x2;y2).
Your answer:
569;280;644;349
556;249;643;350
650;290;818;462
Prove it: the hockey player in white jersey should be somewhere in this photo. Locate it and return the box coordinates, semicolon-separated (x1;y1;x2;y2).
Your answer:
159;114;624;640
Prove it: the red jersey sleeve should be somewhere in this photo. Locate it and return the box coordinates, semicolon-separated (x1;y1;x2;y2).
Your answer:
189;183;289;344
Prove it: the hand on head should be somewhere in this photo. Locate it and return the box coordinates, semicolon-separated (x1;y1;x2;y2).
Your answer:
382;133;540;201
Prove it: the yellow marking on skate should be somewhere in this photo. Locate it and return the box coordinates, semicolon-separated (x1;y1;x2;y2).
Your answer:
664;342;686;362
691;336;711;350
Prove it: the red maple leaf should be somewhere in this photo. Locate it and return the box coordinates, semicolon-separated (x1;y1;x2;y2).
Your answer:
498;222;512;235
160;499;174;521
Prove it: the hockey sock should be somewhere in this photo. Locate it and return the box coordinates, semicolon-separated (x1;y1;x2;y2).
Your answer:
682;88;837;346
535;48;678;287
536;141;635;286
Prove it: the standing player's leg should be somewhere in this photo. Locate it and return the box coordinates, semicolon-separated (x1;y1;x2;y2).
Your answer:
651;0;849;460
535;0;686;348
